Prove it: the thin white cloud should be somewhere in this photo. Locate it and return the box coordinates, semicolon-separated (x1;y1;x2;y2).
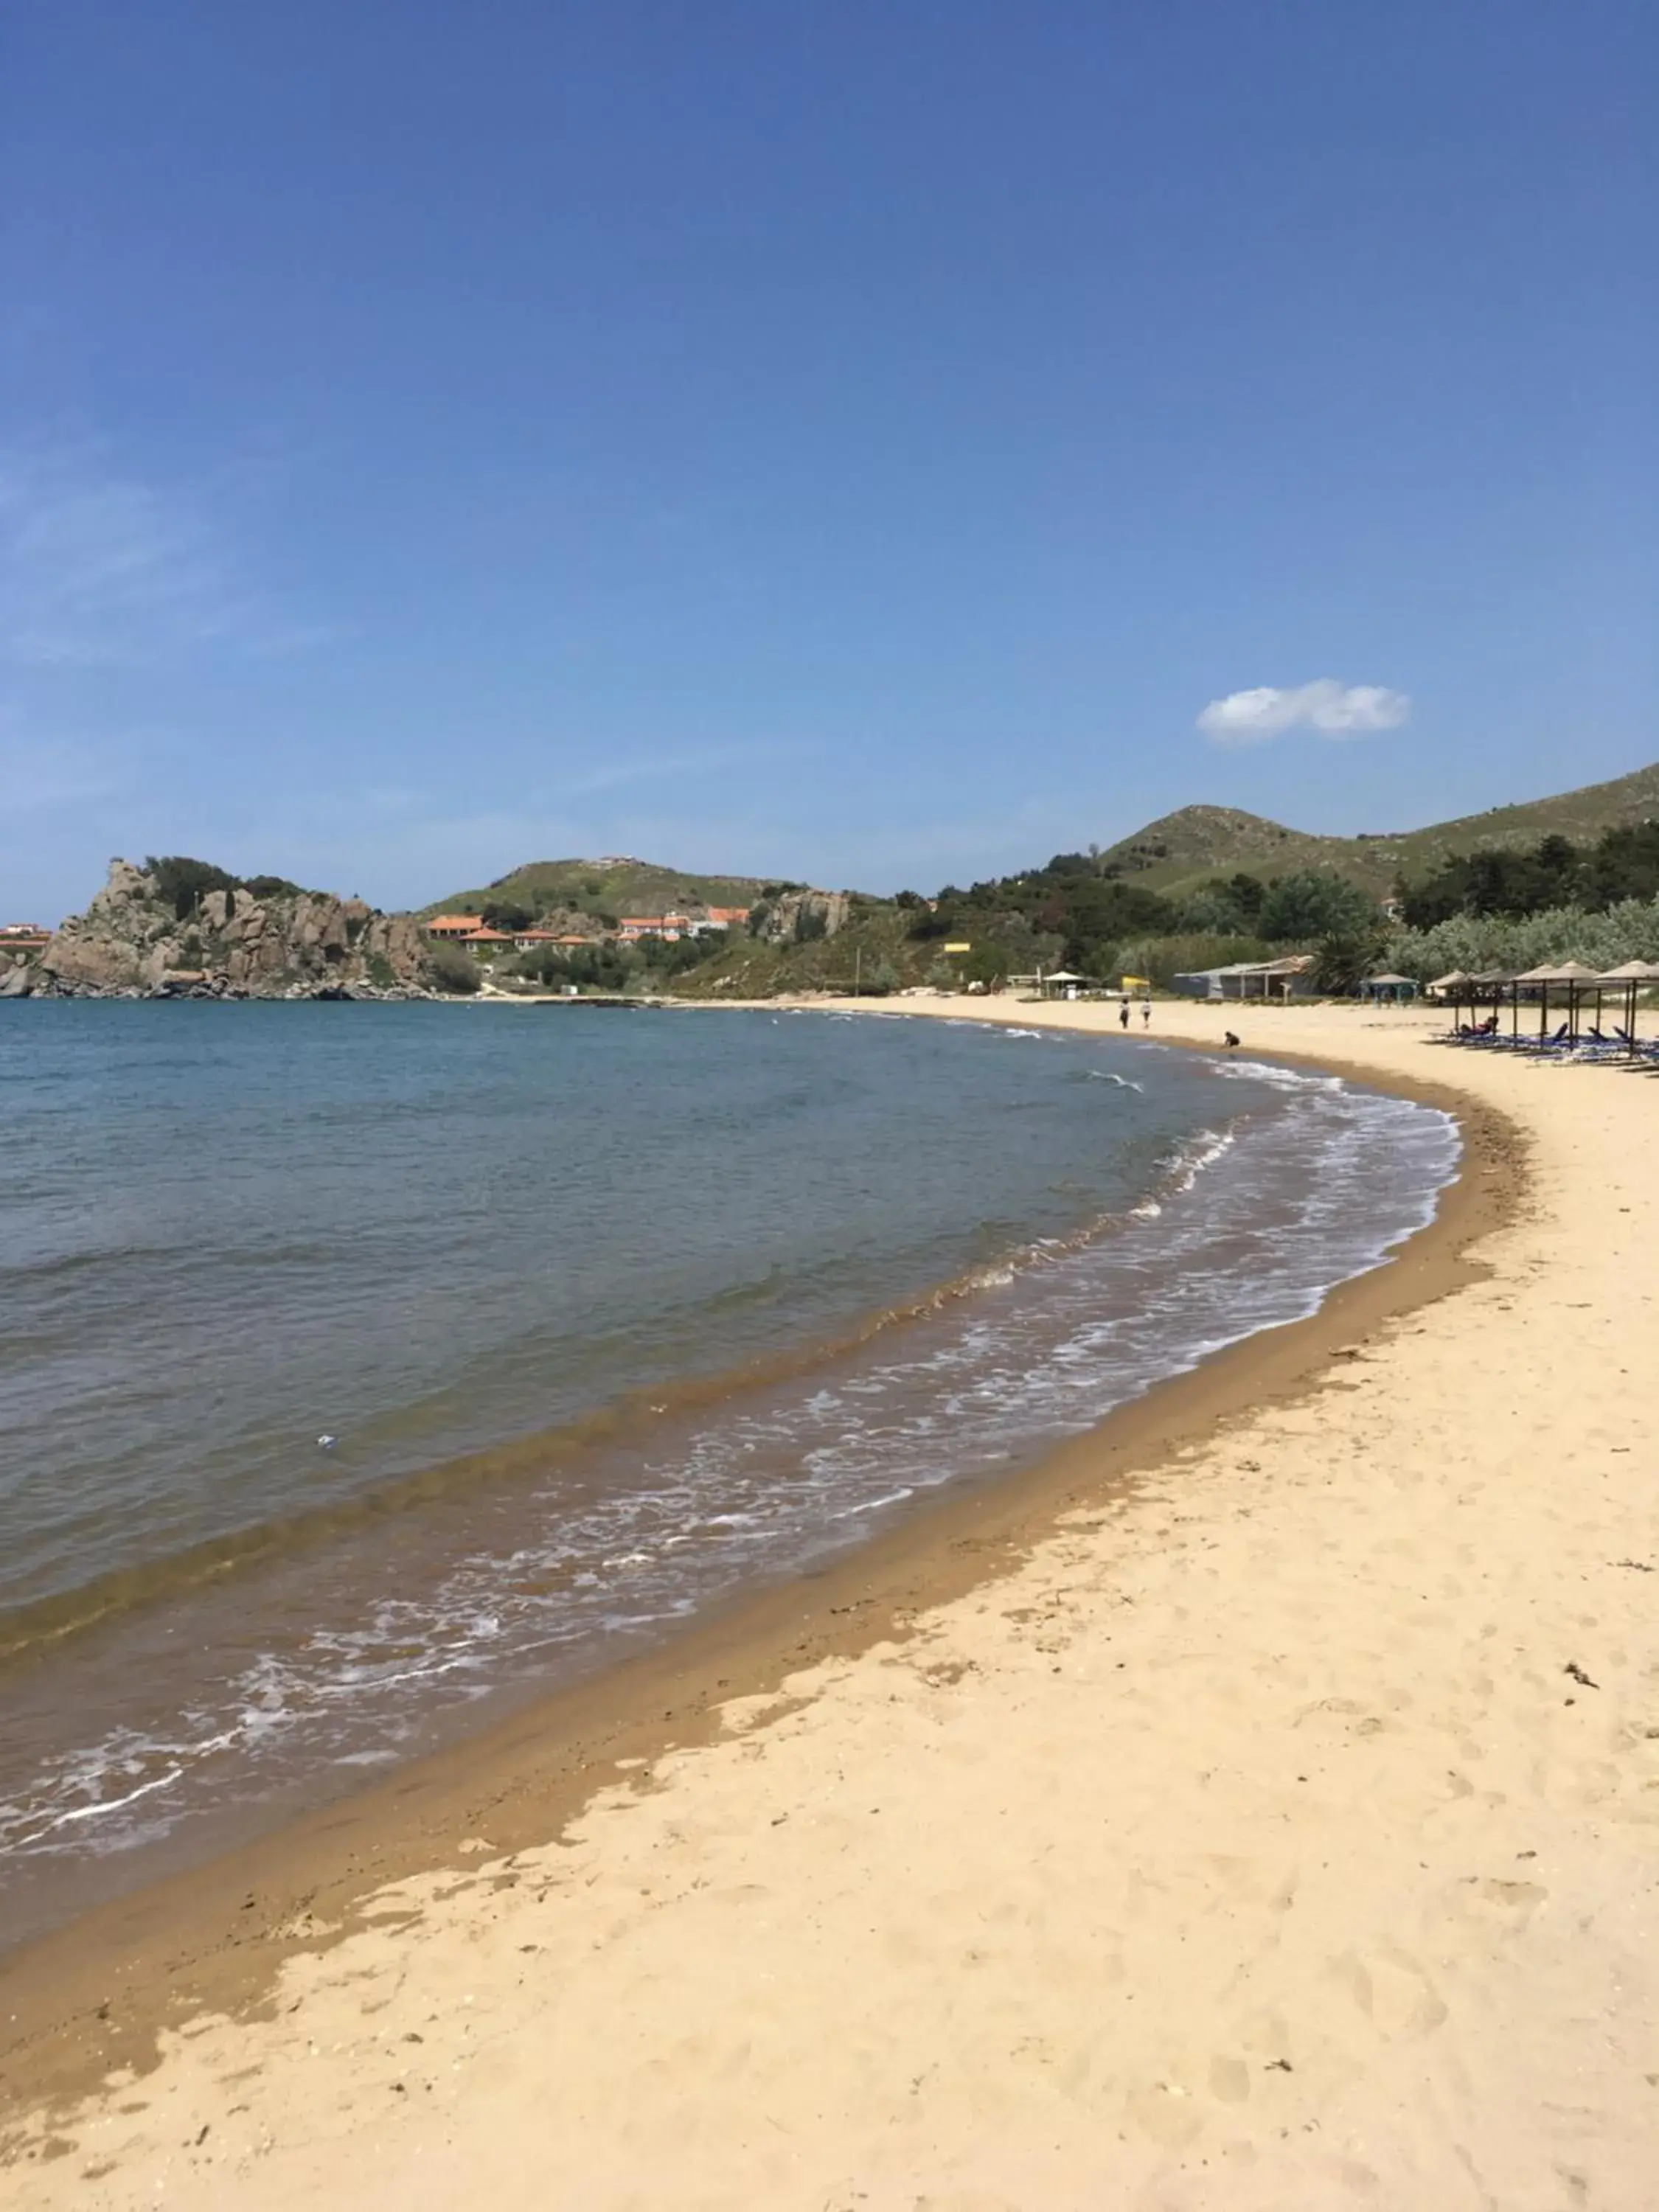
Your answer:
1197;679;1411;746
0;442;324;667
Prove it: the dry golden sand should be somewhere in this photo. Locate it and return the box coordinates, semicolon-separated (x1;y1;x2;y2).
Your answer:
5;1000;1658;2208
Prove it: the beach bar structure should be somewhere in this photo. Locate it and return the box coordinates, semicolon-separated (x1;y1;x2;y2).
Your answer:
1172;954;1315;1002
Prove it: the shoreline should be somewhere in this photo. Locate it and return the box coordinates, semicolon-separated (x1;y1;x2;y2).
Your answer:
0;1015;1513;2126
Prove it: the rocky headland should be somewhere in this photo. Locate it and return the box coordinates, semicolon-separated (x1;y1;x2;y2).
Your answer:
2;860;438;1001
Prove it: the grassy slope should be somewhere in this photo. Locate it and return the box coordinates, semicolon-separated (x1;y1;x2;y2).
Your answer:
423;858;773;921
1095;759;1659;900
670;905;934;997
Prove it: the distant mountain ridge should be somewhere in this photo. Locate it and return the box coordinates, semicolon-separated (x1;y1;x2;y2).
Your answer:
431;767;1659;928
1096;759;1659;900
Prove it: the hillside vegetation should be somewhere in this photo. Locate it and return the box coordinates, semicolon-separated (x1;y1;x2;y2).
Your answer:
421;758;1659;1001
453;761;1659;1001
1095;759;1659;900
425;856;770;924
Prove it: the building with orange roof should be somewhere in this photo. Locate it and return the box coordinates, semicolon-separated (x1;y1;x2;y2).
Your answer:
617;914;690;942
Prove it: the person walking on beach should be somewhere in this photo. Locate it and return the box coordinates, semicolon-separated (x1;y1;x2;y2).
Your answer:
1119;996;1130;1029
1141;1000;1151;1029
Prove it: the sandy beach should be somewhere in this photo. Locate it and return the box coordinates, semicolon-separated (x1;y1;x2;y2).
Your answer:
4;998;1656;2208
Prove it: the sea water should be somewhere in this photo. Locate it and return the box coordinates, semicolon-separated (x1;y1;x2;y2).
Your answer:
0;1002;1458;1941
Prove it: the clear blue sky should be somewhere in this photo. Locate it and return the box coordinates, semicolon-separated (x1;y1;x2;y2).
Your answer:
4;2;1656;919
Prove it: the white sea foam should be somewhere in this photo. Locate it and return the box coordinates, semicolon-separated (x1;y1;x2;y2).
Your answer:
46;1764;184;1832
838;1486;916;1517
0;1037;1460;1893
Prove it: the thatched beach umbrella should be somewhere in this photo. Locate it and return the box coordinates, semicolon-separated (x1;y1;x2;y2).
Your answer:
1514;960;1604;1043
1471;971;1521;1040
1428;970;1470;1030
1591;959;1659;1054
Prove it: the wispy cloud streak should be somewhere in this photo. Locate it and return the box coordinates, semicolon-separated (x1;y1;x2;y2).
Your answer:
0;443;323;667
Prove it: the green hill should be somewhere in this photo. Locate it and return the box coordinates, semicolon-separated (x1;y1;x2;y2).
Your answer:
424;855;773;922
1096;759;1659;901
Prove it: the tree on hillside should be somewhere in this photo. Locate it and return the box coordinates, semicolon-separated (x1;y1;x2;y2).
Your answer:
1399;822;1659;927
1172;873;1268;935
1256;871;1377;942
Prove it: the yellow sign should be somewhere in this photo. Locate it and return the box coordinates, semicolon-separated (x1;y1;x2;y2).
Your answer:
943;941;973;954
1121;975;1151;990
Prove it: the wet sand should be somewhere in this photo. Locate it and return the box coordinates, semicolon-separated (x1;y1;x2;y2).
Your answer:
5;999;1657;2208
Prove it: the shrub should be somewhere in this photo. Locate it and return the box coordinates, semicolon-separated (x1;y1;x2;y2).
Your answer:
146;855;240;921
427;942;482;994
481;900;535;933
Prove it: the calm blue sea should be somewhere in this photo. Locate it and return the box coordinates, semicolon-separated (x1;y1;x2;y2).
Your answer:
0;1001;1458;1940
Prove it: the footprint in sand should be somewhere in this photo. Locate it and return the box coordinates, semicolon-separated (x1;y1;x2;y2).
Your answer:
1330;1945;1449;2042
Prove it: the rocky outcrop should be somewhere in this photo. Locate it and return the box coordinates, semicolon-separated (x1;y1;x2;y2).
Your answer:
748;888;852;945
35;860;439;1000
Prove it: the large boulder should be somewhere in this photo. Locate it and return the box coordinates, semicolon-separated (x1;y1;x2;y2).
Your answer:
38;860;167;991
751;888;852;945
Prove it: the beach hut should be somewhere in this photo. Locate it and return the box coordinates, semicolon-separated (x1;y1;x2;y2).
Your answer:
1044;969;1089;1001
1171;954;1315;1001
1361;971;1419;1004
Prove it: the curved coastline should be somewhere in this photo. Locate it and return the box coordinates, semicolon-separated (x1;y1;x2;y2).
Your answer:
0;1007;1516;2127
0;1025;1454;1904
